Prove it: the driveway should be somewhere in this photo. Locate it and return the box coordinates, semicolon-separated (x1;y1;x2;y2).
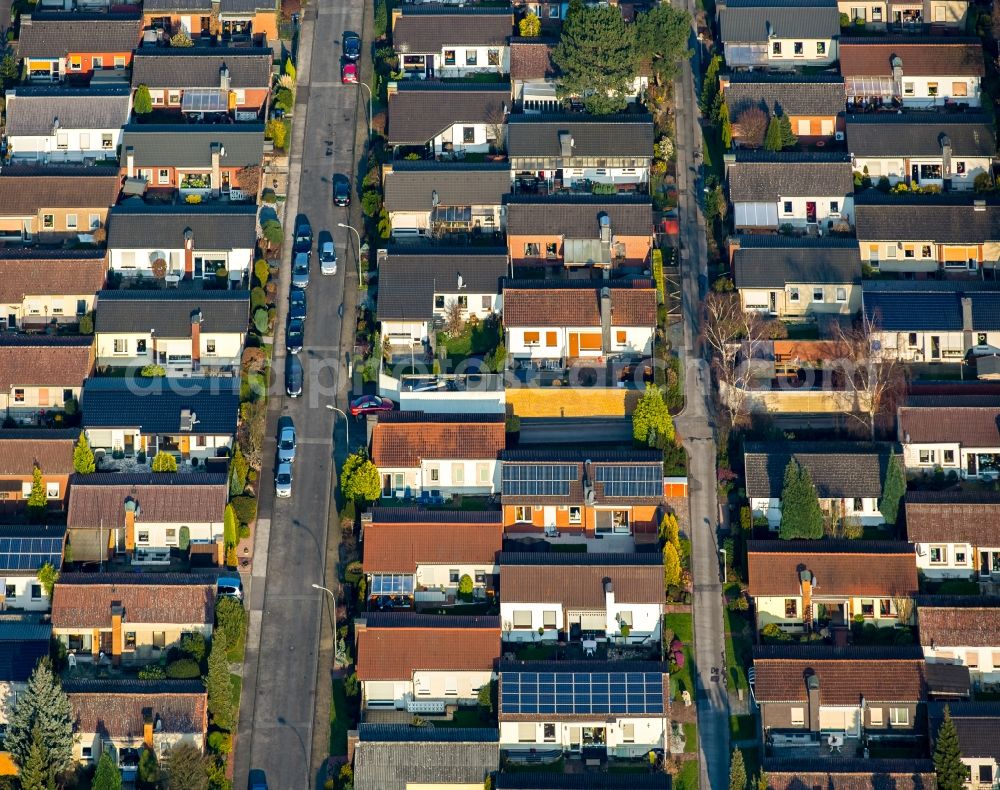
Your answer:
232;0;366;785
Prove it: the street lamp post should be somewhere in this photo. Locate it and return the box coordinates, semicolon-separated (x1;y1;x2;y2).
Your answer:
337;222;363;287
311;583;338;666
357;81;372;140
325;404;350;449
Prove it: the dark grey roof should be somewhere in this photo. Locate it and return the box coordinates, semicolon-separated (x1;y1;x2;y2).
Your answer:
94;290;250;336
733;236;861;289
504;194;653;237
81;377;239;434
357;724;498;743
855;191;1000;243
728;151;854;202
383;162;511;213
0;619;52;683
219;0;275;11
724;72;845;118
355;736;498;790
377;248;507;321
925;662;972;696
862;281;1000;332
17;12;142;58
106;204;258;250
387;83;509;146
754;644;924;660
719;0;840;43
744;440;893;499
846;114;995;158
929;702;1000;760
122;125;266;169
5;87;131;136
362;613;500;629
131;47;273;89
495;777;670;790
506;114;654;159
748;539;913;554
370;507;503;524
498;552;664;566
763;758;936;775
142;0;211;9
393;7;513;52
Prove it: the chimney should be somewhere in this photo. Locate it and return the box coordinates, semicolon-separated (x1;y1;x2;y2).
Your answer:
457;271;464;289
891;55;903;80
191;308;203;370
219;63;231;91
124;499;137;552
962;296;974;355
143;711;154;749
940;134;952;190
604;579;615;610
600;287;612;352
559;131;574;158
387;82;399;98
583;459;595;505
110;603;124;666
799;569;813;629
599;213;611;244
126;146;135;178
390;6;402;32
183;227;194;279
806;672;821;732
210;143;222;195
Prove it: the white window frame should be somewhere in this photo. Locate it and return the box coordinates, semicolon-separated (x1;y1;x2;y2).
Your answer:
889;707;909;726
790;707;805;726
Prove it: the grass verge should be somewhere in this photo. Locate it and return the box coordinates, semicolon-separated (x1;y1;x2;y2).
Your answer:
330;678;354;756
676;758;700;790
683;721;698;753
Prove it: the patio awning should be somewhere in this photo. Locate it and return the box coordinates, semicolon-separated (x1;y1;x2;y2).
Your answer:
123;177;147;196
522;82;558;100
565;238;611;266
182;89;228;113
845;76;898;98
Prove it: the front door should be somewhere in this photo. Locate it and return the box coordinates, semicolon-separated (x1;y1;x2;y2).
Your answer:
981;551;990;577
123;435;134;456
194;257;204;278
569;333;580;357
969;454;978;477
930;335;941;360
769;291;777;313
912;164;920;184
806;202;817;223
543;506;556;526
6;314;15;330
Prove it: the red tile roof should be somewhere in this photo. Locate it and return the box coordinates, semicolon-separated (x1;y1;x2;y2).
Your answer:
68;684;207;738
753;652;927;704
502;285;657;328
0;255;106;302
500;561;663;609
370;414;506;468
905;492;1000;544
917;602;1000;648
0;170;121;215
839;39;984;77
898;406;1000;447
766;765;937;790
356;618;500;681
51;575;215;628
0;339;93;390
509;39;558;80
363;520;503;573
0;431;76;475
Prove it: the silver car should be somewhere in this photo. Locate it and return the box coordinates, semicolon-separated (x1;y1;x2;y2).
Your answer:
292;251;310;289
275;462;293;498
319;233;337;275
277;416;296;463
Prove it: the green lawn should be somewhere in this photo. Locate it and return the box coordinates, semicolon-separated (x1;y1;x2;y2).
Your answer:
504;757;564;773
433;707;494;728
330;679;354;756
436;320;501;363
663;613;693;643
730;715;756;741
702;126;725;182
229;673;242;711
683;721;698;753
675;758;700;790
664;613;695;701
515;644;558;660
783;322;820;340
724;608;753;692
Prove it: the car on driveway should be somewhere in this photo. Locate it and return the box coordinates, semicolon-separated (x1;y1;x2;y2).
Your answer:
275;462;293;497
285;355;303;398
344;33;361;61
319;231;337;275
349;394;394;417
293;217;312;254
292;251;310;289
217;576;244;601
248;770;268;790
289;289;307;322
341;61;358;84
333;175;351;206
277;416;296;462
286;318;304;354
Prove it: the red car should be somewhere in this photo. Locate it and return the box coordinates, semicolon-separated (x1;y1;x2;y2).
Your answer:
341;62;358;84
349;395;394;417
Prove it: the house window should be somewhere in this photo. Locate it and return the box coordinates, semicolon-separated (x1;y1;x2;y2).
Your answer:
812;288;824;302
548;4;559;16
889;708;909;726
542;610;557;629
21;482;31;498
444;677;458;696
46;482;59;499
430;467;439;482
546;331;557;347
953;82;968;97
788;287;800;303
125;631;136;649
475;570;486;584
435;295;445;309
772;41;782;55
89;214;101;230
30;584;41;600
168;90;180;105
165;528;177;545
870;707;884;726
465;50;478;66
444;50;456;66
619;611;633;626
921;245;932;258
543;723;556;742
524;243;540;256
622;723;635;743
616;330;626;345
545;242;558;257
65;214;77;230
784;599;798;618
955;548;967;565
880;599;894;617
136;339;147;354
836;287;847;303
481;295;491;310
102;135;113;150
830;201;839;214
981;767;995;785
13;389;24;403
63;389;73;403
477;463;490;484
908;333;918;347
514;506;531;523
929;545;948;565
452;463;465;484
523;331;540;346
512;610;532;629
463;127;475;144
115;55;126;68
517;723;535;742
816;42;826;56
783;201;793;214
206;340;216;355
488;49;500;66
928;82;939;97
569;506;581;524
919;449;935;464
793;42;804;56
113;339;128;354
956;162;967;175
790;707;805;726
886;245;897;259
861;600;875;618
903;82;914;96
138;531;149;543
42;214;54;229
152;631;166;648
450;569;460;584
872;6;882;19
68;55;82;71
457;295;468;309
56;133;68;149
82;746;93;762
853;498;863;512
943;449;955;464
4;585;14;599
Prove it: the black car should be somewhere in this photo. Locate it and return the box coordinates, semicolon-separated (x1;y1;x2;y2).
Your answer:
344;33;361;61
293;216;312;253
333;175;351;207
289;289;307;322
286;318;304;354
285;355;303;398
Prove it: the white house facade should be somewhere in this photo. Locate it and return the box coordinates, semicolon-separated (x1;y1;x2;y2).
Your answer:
898;406;1000;480
392;8;513;79
905;492;1000;580
719;2;840;69
920;602;1000;684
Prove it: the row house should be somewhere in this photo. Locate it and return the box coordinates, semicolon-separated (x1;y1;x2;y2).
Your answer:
855;193;1000;274
3;86;130;164
382;162;510;238
19;12;141;83
745;441;895;529
495;777;669;789
391;6;513;79
362;508;503;606
763;760;937;790
838;0;968;27
81;375;239;464
498;661;669;758
500;448;664;537
929;704;1000;790
747;540;918;633
0;430;76;515
721;72;846;145
718;0;840;69
503;281;656;365
507;114;655;191
0;249;106;331
0;166;119;244
862;281;1000;363
0;525;65;610
905;491;1000;579
142;0;279;46
106;203;257;283
510;37;561;112
354;725;499;790
122;124;266;200
66;679;207;764
355;613;500;712
505;195;654;267
919;597;1000;684
94;290;250;374
726;151;855;232
0;620;51;726
375;248;506;350
847;113;995;191
370;412;506;499
131;48;273;121
498;553;663;644
897;404;1000;480
839;36;984;108
66;472;228;564
51;574;214;664
732;236;862;319
386;82;509;156
0;336;93;420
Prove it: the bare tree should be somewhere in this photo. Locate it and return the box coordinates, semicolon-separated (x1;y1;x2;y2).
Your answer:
735;106;768;148
892;596;914;625
237;165;262;199
485;106;507;155
830;310;907;440
444;299;466;338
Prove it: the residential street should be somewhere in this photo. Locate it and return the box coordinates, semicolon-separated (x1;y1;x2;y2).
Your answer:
232;0;365;786
670;4;732;787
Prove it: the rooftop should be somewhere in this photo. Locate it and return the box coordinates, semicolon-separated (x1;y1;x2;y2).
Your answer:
363;519;503;574
839;35;985;77
719;0;840;43
504;194;653;238
498;554;664;608
17;12;142;58
928;702;1000;761
846;113;995;158
392;7;513;52
354;727;499;790
0;249;106;303
130;47;273;89
724;72;845;118
0;336;93;390
370;412;506;468
66;679;207;738
764;759;937;790
106;203;258;251
387;83;509;146
0;167;122;215
509;38;559;81
732;236;861;289
502;281;657;328
506;114;654;159
51;573;215;628
382;162;511;214
5;87;131;136
0;430;77;475
897;405;1000;447
727;151;854;202
743;441;893;499
121;124;266;169
905;490;1000;544
916;597;1000;648
94;290;250;336
863;281;1000;332
0;618;52;683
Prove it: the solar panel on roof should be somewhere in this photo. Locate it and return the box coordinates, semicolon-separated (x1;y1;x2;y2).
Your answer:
0;535;62;573
500;671;664;716
594;465;661;497
501;464;577;497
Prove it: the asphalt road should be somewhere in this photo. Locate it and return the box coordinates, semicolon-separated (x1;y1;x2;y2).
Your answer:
232;0;365;785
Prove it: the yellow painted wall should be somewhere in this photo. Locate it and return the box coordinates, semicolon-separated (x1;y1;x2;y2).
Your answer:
507;388;639;417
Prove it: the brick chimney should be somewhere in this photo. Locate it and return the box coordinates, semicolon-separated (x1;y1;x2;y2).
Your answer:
126;146;135;178
124;499;137;552
600;287;612;353
191;308;203;371
110;603;124;666
799;569;813;629
183;227;194;279
962;296;974;355
347;730;359;763
210;143;223;196
143;711;155;749
806;671;820;732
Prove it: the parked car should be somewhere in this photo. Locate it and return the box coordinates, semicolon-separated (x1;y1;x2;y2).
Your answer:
217;576;244;601
292;251;310;289
319;231;337;275
286;318;304;354
275;462;293;498
341;61;358;84
277;416;297;463
333;175;351;207
285;355;303;398
289;289;307;322
344;33;361;61
349;394;394;416
293;217;312;254
248;771;269;790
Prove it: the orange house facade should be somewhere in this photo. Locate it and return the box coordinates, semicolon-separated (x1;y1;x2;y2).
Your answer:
143;0;279;46
19;13;142;83
721;73;846;146
0;430;77;515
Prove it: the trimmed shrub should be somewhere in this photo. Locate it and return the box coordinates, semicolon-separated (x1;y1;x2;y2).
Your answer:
230;495;258;525
165;658;201;679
